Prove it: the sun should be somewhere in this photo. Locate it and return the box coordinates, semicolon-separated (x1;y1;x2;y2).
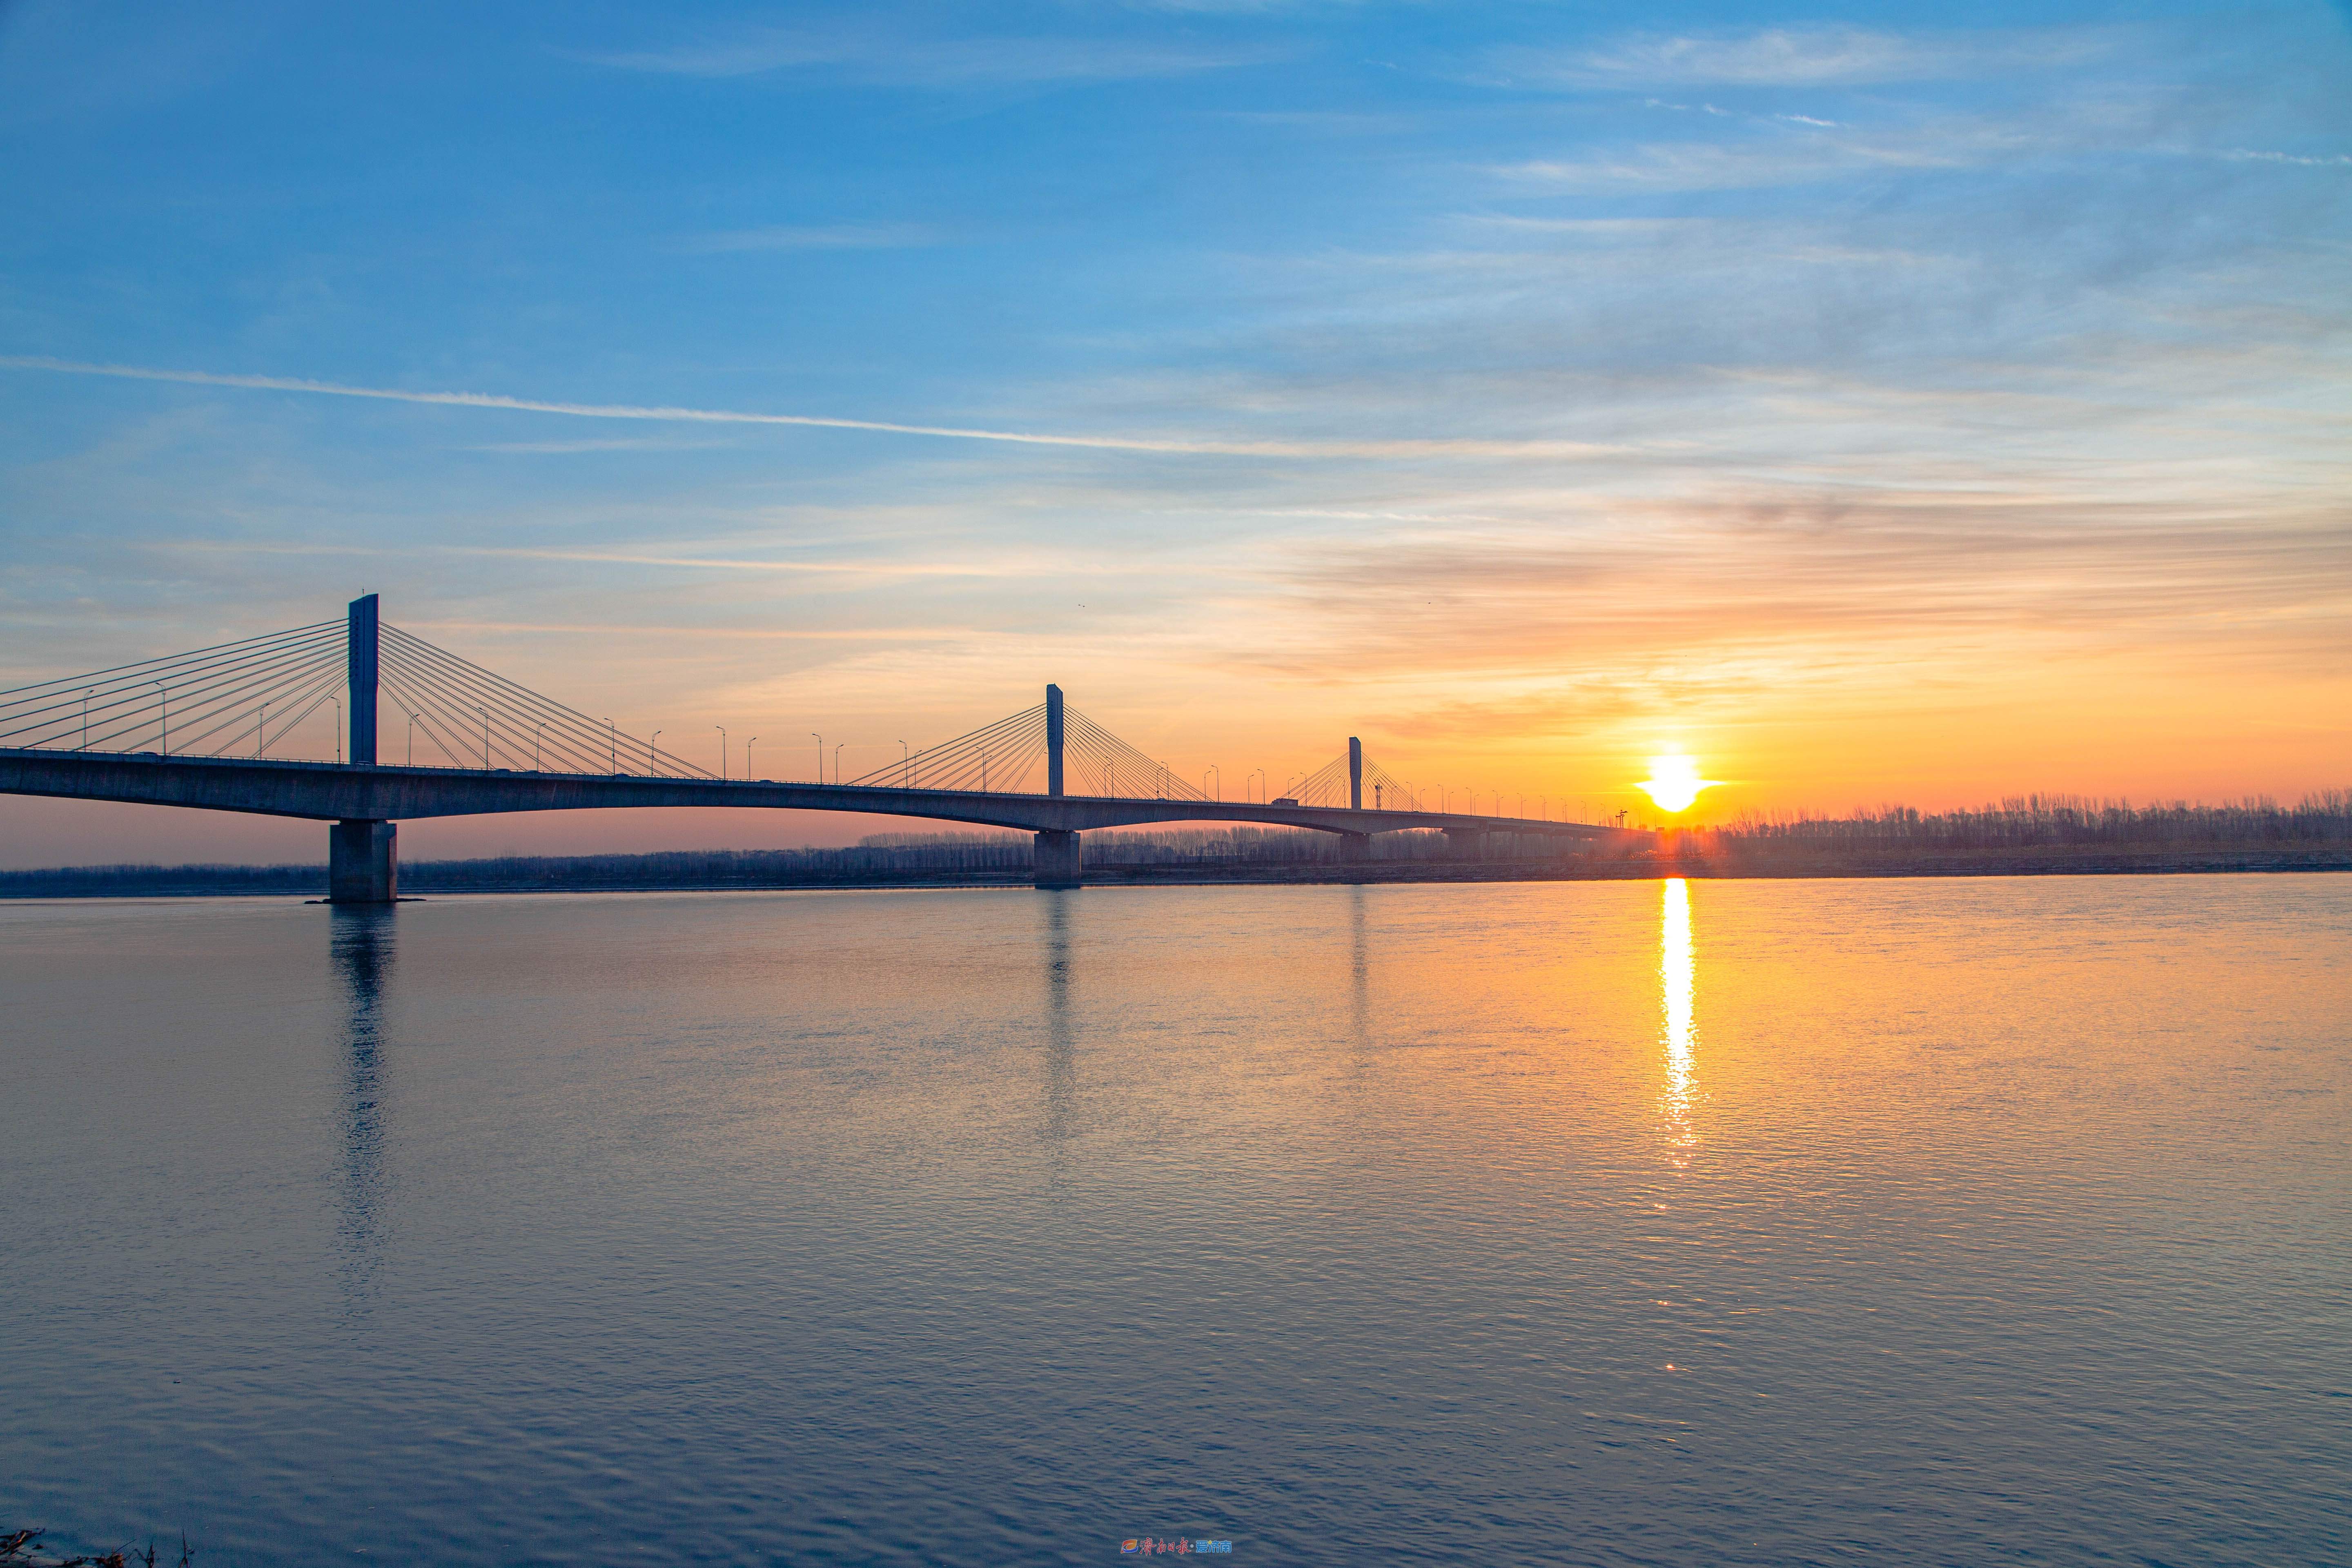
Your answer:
1637;755;1718;814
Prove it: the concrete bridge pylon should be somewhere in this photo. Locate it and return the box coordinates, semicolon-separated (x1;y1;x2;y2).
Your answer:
335;593;396;903
1034;683;1073;887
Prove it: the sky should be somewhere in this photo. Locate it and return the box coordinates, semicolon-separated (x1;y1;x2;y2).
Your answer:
1;0;2347;866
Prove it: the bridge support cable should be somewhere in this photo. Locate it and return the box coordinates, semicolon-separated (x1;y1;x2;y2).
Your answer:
0;620;346;756
1060;707;1206;801
847;704;1048;793
859;707;1185;799
1361;758;1417;814
376;624;709;777
1287;745;1417;813
843;693;1207;802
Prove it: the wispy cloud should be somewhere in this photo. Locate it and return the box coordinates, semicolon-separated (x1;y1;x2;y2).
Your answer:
1490;94;2147;192
1495;136;1975;193
2221;148;2352;168
0;356;1629;461
1497;26;2118;89
587;27;1281;86
677;223;944;254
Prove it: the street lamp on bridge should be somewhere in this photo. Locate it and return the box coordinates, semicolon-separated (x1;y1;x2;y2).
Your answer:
474;706;490;769
150;681;167;755
811;733;821;784
715;726;726;781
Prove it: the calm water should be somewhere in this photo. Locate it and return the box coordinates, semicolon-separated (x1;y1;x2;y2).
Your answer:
2;879;2346;1565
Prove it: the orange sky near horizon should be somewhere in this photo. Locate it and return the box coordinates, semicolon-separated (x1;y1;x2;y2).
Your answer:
2;9;2347;868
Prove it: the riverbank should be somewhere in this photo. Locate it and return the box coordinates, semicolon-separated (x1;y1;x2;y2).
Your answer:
2;843;2345;897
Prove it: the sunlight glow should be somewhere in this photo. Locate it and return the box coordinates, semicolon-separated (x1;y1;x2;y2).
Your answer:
1638;755;1718;814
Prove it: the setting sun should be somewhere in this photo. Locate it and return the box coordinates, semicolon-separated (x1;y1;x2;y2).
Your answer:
1638;756;1719;814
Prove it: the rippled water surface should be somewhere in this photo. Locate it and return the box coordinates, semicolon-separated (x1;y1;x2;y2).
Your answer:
2;878;2347;1565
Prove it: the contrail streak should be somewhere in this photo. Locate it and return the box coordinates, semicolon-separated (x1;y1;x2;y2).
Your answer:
0;355;1622;460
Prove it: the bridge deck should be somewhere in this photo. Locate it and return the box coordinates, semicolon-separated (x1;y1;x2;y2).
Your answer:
0;746;1642;843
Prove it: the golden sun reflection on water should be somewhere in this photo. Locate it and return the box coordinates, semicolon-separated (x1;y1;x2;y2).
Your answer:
1661;877;1697;1159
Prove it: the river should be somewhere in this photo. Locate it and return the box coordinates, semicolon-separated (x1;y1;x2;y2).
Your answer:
2;878;2345;1564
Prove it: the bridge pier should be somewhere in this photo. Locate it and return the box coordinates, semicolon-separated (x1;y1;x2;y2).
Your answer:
330;819;398;903
1336;831;1370;864
1444;826;1485;862
1034;829;1081;889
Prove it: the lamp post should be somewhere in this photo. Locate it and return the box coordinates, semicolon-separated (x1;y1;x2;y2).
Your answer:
150;681;167;755
605;718;616;774
476;706;491;768
900;740;910;787
80;688;91;751
257;702;268;758
835;742;844;786
408;712;420;764
650;731;662;776
715;726;727;781
535;721;547;771
748;737;757;779
1204;764;1220;801
330;697;341;765
811;733;822;784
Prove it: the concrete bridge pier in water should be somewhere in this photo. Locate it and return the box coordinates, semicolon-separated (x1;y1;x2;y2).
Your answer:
330;819;398;902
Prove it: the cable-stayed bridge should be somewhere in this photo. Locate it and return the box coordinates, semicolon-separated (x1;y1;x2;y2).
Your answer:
0;596;1649;899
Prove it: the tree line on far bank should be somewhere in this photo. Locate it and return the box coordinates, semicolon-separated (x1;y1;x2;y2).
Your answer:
4;791;2345;895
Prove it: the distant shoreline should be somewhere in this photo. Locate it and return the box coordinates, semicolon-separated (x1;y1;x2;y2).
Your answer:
3;845;2345;898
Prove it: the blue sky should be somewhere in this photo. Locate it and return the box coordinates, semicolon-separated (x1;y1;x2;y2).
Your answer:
1;1;2347;863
